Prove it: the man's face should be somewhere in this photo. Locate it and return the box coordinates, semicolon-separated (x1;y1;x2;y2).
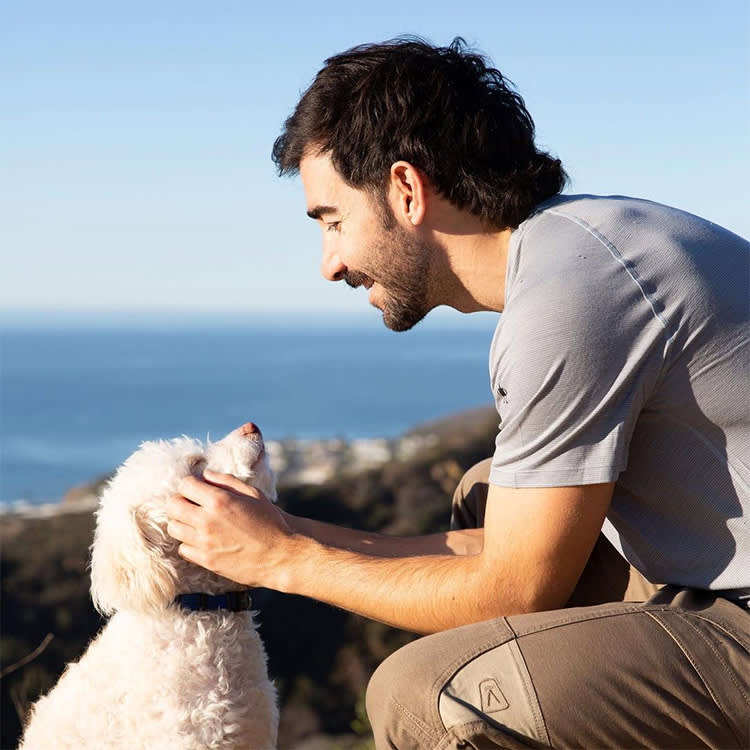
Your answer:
300;152;435;331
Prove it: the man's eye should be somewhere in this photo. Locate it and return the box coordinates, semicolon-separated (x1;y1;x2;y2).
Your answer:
326;222;341;233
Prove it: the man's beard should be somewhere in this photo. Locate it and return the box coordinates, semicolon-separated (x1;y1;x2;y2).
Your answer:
344;223;434;332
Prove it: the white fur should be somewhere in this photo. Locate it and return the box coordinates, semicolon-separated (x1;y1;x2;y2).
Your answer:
19;425;279;750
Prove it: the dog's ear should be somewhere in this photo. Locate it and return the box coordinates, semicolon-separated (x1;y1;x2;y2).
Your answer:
90;495;179;616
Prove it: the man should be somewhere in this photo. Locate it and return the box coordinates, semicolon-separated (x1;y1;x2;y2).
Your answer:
166;38;749;748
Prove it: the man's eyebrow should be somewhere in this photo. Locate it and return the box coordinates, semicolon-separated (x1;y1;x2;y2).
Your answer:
306;205;338;220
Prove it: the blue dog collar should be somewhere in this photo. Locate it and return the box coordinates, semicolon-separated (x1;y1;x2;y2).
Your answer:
174;591;252;612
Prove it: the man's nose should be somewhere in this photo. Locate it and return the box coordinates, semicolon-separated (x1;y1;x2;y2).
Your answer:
321;247;347;282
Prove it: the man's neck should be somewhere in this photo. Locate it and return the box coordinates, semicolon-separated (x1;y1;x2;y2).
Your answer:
424;205;512;314
447;227;512;314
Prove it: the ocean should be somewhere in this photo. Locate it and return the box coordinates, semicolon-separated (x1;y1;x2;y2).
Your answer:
0;313;499;506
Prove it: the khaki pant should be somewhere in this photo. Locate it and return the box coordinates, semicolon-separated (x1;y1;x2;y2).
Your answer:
366;459;750;749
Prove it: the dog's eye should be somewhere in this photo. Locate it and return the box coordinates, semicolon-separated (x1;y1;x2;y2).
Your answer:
187;456;207;475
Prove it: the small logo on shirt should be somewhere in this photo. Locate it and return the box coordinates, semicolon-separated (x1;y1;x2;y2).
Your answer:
479;678;509;713
497;385;508;402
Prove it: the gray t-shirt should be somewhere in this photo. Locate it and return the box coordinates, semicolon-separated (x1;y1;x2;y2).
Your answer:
489;194;749;598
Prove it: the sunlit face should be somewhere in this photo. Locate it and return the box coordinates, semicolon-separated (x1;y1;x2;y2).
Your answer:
299;152;436;331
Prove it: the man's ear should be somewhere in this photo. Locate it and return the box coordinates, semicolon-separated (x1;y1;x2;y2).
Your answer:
389;161;427;227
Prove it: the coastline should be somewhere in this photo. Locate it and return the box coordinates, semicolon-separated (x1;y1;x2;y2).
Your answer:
3;320;499;509
0;406;495;518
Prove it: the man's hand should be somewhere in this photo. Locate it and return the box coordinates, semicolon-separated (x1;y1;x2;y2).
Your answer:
165;471;296;590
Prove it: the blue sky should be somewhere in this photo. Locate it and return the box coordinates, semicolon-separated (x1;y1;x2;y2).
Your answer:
2;0;748;322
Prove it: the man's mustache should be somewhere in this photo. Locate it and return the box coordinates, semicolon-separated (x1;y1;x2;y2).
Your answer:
343;271;371;289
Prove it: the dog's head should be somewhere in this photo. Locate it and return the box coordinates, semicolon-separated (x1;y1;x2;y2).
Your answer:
90;422;276;615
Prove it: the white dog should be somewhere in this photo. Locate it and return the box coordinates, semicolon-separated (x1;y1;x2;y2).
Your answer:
19;422;279;750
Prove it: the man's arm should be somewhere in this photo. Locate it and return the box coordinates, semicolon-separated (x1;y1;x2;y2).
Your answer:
288;515;485;556
166;472;613;634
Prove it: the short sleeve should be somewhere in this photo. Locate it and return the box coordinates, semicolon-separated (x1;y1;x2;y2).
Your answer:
489;214;667;488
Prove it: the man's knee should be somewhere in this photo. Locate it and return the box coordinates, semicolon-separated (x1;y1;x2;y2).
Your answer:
366;619;550;750
366;639;443;750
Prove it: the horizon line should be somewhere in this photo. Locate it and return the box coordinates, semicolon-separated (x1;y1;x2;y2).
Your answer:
0;306;501;332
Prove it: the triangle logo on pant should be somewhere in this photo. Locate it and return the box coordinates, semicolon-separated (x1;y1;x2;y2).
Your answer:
479;678;509;713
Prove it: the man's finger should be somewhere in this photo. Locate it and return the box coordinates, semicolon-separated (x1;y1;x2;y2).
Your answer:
176;543;204;567
166;518;197;545
165;492;203;523
202;469;266;500
176;474;230;507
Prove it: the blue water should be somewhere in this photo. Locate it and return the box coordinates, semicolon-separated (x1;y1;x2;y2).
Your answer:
1;315;499;504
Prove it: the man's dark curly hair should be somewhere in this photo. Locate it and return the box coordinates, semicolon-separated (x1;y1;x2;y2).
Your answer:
272;36;567;229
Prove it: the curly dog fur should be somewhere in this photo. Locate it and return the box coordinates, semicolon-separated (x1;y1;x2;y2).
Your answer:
19;423;279;750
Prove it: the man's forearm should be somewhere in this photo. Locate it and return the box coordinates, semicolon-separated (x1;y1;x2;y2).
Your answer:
168;475;610;634
269;532;522;635
287;513;484;557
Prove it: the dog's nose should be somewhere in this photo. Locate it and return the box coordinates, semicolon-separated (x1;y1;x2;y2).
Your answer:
239;422;260;437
